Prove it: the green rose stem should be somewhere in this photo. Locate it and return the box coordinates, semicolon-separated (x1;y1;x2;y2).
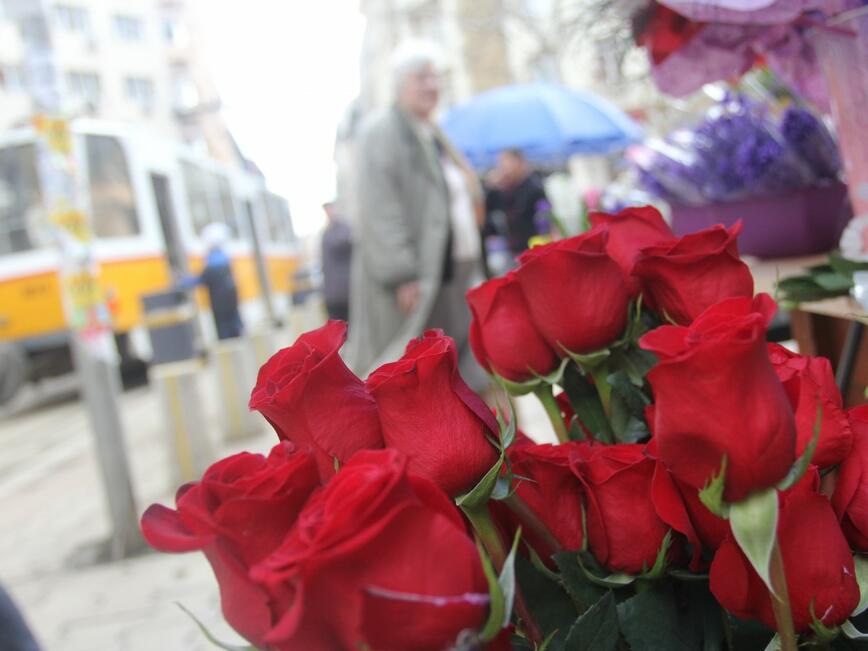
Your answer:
589;368;612;420
533;384;569;444
769;540;798;651
463;505;543;645
503;493;563;558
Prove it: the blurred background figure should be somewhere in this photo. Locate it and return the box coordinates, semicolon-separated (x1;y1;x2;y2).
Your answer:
320;200;352;322
182;222;243;341
347;40;486;389
487;148;550;258
0;584;40;651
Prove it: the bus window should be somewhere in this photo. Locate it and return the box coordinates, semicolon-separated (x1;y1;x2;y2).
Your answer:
0;145;43;255
181;161;210;235
211;172;238;237
277;196;295;244
86;134;140;237
263;192;294;243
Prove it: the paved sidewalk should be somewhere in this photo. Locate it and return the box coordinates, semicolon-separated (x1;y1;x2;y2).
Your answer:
0;367;555;650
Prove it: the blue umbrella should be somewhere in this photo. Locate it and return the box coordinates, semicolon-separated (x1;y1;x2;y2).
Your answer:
441;82;643;169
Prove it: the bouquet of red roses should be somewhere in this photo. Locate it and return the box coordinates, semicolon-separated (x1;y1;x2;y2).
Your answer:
141;206;868;651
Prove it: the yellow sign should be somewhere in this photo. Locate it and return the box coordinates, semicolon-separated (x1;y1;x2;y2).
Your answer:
32;115;72;155
50;209;91;242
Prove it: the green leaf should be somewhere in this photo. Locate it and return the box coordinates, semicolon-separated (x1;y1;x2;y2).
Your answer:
616;585;702;650
854;555;868;617
515;555;577;651
729;488;779;596
699;456;729;519
499;529;522;629
829;251;868;277
538;630;560;651
552;552;606;614
777;404;822;491
456;454;504;510
176;603;259;651
564;592;619;651
477;539;506;642
561;365;614;443
814;271;855;292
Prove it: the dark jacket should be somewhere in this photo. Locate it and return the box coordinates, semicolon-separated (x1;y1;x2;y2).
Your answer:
184;248;243;340
321;219;352;308
487;173;548;255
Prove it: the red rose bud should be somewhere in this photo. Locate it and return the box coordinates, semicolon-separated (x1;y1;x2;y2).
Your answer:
140;442;320;647
633;222;754;325
641;294;796;503
710;493;859;633
467;271;560;382
516;229;630;355
768;343;853;468
571;443;679;575
832;405;868;551
497;442;586;560
253;449;490;651
589;205;675;293
249;321;383;480
366;330;500;497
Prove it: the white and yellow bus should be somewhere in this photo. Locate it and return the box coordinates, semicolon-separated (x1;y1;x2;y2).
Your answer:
0;119;300;402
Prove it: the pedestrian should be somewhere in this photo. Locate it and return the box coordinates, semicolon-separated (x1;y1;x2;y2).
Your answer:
0;584;41;651
320;201;352;323
346;40;487;390
182;222;243;340
489;148;550;256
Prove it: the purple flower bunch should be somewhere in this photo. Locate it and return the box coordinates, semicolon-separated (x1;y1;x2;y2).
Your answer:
636;95;839;206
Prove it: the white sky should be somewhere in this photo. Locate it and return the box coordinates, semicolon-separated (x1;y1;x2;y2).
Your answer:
193;1;366;237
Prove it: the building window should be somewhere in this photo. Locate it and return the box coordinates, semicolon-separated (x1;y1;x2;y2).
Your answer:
162;17;188;47
66;71;100;107
1;65;25;93
85;135;140;238
53;4;89;32
113;14;143;41
124;76;154;113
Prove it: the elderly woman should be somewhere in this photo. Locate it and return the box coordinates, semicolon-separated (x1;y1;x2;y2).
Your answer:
347;41;487;389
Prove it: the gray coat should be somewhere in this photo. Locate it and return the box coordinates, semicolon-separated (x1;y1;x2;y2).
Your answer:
346;107;451;375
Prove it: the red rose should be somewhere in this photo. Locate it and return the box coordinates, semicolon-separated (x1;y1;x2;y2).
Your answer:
366;330;499;497
832;405;868;550
768;343;853;468
516;230;630;354
140;442;320;647
249;320;383;480
253;449;491;651
498;442;586;560
641;294;796;502
633;222;754;325
589;205;675;293
571;443;678;575
710;492;859;633
467;271;560;382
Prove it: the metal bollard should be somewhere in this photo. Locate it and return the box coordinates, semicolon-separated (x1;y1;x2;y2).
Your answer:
149;359;215;487
213;337;262;441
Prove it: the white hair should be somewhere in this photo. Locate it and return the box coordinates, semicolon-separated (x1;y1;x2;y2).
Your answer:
390;39;445;95
201;222;231;250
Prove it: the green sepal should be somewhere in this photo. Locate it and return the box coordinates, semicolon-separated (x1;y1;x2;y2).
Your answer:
456;453;504;510
729;487;780;597
495;399;518;450
699;456;730;519
763;633;781;651
477;539;507;642
176;603;259;650
528;545;562;583
563;591;619;651
778;404;822;491
576;551;635;589
853;555;868;617
640;530;672;580
537;630;559;651
564;346;611;370
843;620;868;640
499;528;522;630
332;456;340;473
668;569;709;582
495;357;570;396
811;602;841;643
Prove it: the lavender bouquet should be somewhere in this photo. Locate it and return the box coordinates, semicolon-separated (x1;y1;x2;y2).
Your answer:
635;94;838;206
